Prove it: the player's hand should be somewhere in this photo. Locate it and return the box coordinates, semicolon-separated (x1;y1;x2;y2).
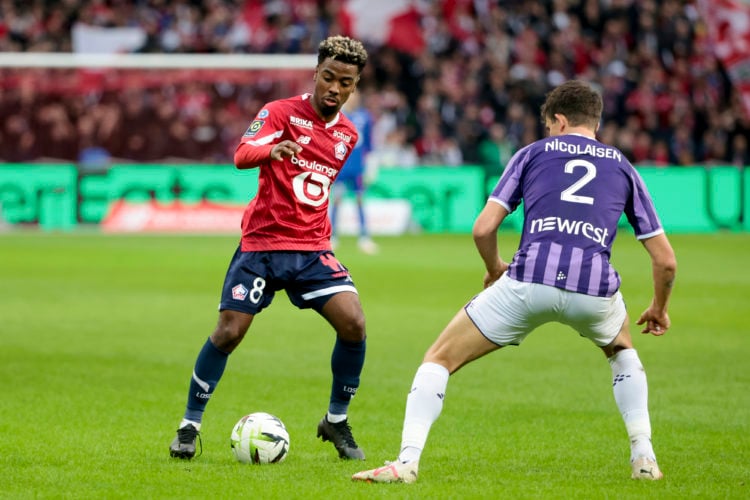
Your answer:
636;304;670;336
483;260;508;289
271;140;302;161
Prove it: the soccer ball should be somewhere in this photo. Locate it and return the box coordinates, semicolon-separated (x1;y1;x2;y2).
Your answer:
230;412;290;464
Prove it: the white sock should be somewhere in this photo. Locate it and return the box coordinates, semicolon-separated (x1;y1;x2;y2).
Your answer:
326;412;347;424
397;362;450;463
180;418;201;431
609;349;655;461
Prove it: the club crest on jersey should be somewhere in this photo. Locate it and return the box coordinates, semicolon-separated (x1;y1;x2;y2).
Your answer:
334;141;348;160
296;135;312;145
243;119;264;137
290;115;314;129
232;284;248;300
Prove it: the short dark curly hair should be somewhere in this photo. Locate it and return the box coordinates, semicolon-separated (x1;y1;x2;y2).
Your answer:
540;80;603;129
317;35;368;74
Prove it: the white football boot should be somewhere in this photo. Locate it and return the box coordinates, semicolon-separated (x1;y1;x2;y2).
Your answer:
631;456;663;480
352;460;419;483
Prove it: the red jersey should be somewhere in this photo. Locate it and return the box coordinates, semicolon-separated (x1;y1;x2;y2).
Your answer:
234;94;358;251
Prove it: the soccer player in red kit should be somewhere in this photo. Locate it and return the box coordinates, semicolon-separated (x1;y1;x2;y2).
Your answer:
169;35;369;461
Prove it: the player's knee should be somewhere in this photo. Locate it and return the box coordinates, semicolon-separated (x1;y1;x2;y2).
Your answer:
423;346;458;374
337;312;366;342
211;321;248;352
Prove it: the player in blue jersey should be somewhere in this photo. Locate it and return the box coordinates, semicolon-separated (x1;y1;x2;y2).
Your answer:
353;80;677;483
330;91;379;254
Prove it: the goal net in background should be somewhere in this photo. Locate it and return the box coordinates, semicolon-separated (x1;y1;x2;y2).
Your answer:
0;53;316;165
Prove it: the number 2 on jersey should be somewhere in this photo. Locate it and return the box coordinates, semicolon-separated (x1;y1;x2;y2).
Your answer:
560;159;596;205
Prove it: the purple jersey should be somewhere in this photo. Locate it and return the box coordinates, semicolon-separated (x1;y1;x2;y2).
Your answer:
490;134;663;297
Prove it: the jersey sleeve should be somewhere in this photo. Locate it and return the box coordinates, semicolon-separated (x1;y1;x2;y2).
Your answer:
488;144;532;213
234;101;287;169
623;164;664;239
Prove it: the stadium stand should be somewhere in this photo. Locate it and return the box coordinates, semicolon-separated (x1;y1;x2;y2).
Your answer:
0;0;748;168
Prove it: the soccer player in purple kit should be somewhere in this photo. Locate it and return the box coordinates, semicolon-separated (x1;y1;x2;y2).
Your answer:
169;35;369;461
353;80;677;483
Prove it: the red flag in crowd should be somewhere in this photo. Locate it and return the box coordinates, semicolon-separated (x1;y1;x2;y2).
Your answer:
344;0;425;57
696;0;750;117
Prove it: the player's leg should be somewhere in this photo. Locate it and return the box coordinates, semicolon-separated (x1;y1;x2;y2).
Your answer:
353;276;547;483
170;248;272;459
169;310;254;459
353;178;378;254
355;192;367;236
319;290;367;418
399;309;499;461
329;186;343;249
602;318;663;480
189;310;254;422
316;291;367;459
287;250;366;459
569;291;662;480
352;309;500;482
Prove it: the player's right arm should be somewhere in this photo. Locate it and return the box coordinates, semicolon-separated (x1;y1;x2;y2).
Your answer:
472;200;510;288
235;140;302;168
234;101;302;169
636;233;677;335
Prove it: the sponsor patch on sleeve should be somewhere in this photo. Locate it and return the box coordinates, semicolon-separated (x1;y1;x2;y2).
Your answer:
243;119;265;137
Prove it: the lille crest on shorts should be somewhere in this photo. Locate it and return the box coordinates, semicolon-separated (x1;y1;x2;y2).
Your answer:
232;284;248;300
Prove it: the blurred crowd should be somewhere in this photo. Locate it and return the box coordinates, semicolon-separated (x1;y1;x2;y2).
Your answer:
1;0;749;173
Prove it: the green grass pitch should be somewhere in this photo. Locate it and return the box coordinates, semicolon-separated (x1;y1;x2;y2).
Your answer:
1;231;748;499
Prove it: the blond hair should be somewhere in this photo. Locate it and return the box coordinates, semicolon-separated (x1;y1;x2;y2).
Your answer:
317;35;368;73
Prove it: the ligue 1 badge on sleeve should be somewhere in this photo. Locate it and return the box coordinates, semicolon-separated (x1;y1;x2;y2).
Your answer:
244;119;265;137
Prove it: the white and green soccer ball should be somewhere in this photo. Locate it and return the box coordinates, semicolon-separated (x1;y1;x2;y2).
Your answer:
230;412;290;464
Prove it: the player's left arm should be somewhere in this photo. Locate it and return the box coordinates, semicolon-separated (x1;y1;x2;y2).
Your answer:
623;163;676;335
636;232;677;335
472;200;510;288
